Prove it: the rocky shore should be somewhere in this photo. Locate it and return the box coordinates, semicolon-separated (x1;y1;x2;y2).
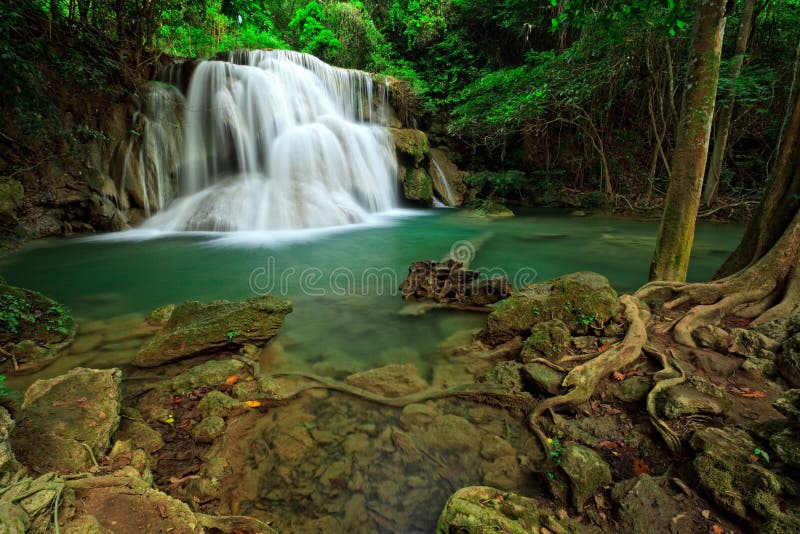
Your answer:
1;270;799;533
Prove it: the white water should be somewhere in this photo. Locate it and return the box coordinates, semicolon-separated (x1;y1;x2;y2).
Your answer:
140;50;398;232
119;82;184;216
430;158;457;207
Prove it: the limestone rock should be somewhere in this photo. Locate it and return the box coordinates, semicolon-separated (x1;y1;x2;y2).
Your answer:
481;272;618;345
114;411;164;453
521;362;565;396
401;166;433;203
192;416;226;443
196;391;248;419
436;486;596;534
11;367;121;474
777;332;800;387
692;324;732;351
519;319;570;362
145;303;176;325
753;314;800;345
730;328;779;359
428;147;466;206
344;364;427;397
611;475;693;533
0;407;24;485
390;128;429;165
774;389;800;425
770;428;800;469
610;375;653;403
559;443;612;508
133;296;291;367
658;377;730;419
690;426;789;524
158;359;245;393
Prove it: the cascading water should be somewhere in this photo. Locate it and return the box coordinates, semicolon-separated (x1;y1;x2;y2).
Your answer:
119;82;184;217
431;158;457;207
142;50;398;232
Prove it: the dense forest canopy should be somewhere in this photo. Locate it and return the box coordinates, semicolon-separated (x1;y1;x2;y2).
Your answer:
4;0;799;216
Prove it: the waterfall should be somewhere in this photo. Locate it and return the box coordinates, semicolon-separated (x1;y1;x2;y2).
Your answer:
431;158;457;207
141;50;398;232
119;82;184;216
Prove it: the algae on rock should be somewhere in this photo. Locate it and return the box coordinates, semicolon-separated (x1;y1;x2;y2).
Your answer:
133;296;291;367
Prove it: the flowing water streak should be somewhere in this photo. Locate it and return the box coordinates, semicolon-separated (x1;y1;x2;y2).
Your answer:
143;50;398;232
430;157;457;207
119;82;184;216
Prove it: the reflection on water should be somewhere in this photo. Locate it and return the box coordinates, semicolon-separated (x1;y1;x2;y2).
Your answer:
0;209;743;392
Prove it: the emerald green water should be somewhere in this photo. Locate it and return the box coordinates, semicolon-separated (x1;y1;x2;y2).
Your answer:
1;209;743;383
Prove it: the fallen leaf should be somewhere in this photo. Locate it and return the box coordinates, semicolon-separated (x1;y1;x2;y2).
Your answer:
595;440;620;450
598;343;613;352
192;495;200;504
612;371;625;381
734;387;767;398
711;524;724;534
633;458;652;475
226;375;239;385
245;400;261;408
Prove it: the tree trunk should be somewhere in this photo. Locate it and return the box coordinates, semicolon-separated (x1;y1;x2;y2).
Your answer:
702;0;756;206
715;88;800;278
649;0;728;282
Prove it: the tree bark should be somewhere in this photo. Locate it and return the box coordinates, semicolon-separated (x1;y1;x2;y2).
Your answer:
702;0;756;206
715;88;800;278
649;0;728;282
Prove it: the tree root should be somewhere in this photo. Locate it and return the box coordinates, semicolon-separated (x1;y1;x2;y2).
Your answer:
270;372;513;408
643;345;684;454
526;295;649;424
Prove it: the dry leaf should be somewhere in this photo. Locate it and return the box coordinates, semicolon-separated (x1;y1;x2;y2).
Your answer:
711;524;724;534
226;375;239;385
633;458;652;475
245;400;261;408
612;371;625;381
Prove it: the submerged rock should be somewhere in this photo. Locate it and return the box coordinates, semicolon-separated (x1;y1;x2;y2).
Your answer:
437;486;597;533
10;367;121;474
344;364;427;397
481;272;618;345
133;296;291;367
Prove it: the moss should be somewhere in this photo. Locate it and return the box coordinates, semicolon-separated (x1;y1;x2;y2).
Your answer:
390;128;430;164
482;272;617;344
0;178;24;230
402;167;433;202
0;279;75;353
520;320;570;362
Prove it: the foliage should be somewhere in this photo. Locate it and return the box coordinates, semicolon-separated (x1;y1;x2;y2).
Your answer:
289;1;341;59
465;170;526;199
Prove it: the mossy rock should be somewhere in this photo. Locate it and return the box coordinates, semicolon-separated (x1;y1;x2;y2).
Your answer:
0;280;75;366
157;359;245;393
133;296;291;367
658;377;731;419
690;426;788;524
481;272;618;345
196;391;248;419
774;389;800;425
10;367;122;474
0;177;24;231
520;362;564;396
559;443;612;508
192;416;225;443
401;167;433;204
520;319;570;362
466;200;515;218
436;486;596;533
390;128;430;165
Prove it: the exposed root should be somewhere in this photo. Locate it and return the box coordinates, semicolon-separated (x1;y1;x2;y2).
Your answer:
643;345;684;454
527;295;650;423
271;372;512;408
752;263;800;325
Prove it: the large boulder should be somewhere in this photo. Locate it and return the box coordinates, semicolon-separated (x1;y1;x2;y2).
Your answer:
436;486;597;533
133;296;291;367
428;147;466;206
390;128;429;165
480;272;619;345
0;280;76;373
10;367;122;474
400;166;433;203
